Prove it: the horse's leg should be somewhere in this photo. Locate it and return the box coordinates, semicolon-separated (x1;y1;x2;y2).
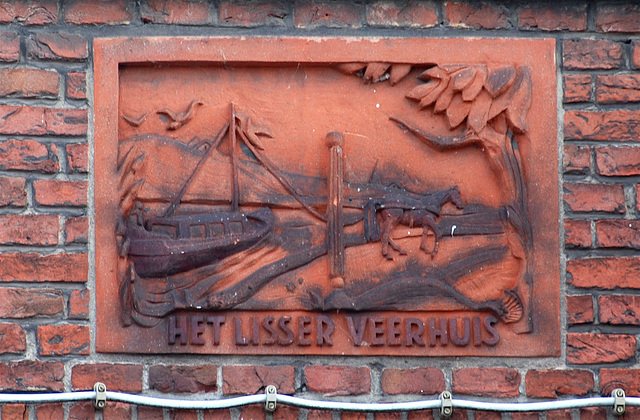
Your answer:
420;213;440;258
380;209;406;259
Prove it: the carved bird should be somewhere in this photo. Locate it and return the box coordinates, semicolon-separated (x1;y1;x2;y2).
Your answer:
122;112;149;127
156;100;204;130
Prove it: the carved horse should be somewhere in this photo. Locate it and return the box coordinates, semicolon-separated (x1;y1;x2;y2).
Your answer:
365;186;465;259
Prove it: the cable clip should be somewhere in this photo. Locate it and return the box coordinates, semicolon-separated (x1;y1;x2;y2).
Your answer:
265;385;277;412
439;391;453;418
93;382;107;409
612;388;625;416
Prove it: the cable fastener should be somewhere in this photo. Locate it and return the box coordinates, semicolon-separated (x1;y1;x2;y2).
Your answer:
265;385;277;412
440;391;453;418
612;388;625;416
93;382;107;409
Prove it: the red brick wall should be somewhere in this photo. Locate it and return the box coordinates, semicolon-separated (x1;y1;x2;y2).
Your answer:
0;1;639;419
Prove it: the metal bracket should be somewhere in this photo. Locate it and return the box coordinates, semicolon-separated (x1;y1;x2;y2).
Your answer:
93;382;107;409
265;385;277;412
439;391;453;418
612;388;625;416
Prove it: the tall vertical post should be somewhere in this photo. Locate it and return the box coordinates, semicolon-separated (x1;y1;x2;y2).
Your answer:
326;132;345;289
230;103;239;212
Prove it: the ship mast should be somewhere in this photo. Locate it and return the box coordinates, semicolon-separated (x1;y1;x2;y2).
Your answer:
230;103;240;212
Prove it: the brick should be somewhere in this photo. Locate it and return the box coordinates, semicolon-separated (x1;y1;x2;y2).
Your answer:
66;143;89;173
566;295;593;325
519;3;586;31
445;2;509;29
563;183;624;213
375;413;401;420
0;252;87;282
567;333;635;364
141;0;210;24
366;1;438;28
66;72;86;100
510;413;538;420
546;411;571;420
601;369;640;396
599;295;640;325
596;146;640;176
68;402;94;420
294;1;363;29
34;179;88;207
0;140;58;172
596;74;640;104
0;32;19;62
238;405;264;420
138;406;165;420
305;365;370;396
452;368;520;397
563;39;623;70
219;1;287;26
0;69;58;98
565;219;591;249
0;215;58;246
0;1;58;25
620;407;640;420
597;4;640;33
0;323;26;354
634;41;640;69
0;288;64;318
202;409;232;420
568;257;640;289
0;106;88;136
38;324;90;356
272;405;298;420
169;410;198;420
474;413;501;420
525;369;594;398
563;144;590;175
27;32;88;61
407;411;435;420
64;0;132;24
565;110;640;142
103;402;132;419
2;404;26;420
222;365;295;395
563;74;591;103
0;177;26;207
149;364;217;393
65;217;88;244
381;367;445;395
0;361;63;391
307;410;333;420
579;407;606;420
72;363;143;392
69;289;89;319
597;220;640;249
36;403;64;420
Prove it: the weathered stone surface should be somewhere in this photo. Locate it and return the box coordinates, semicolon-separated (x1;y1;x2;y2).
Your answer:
445;2;509;29
33;179;88;207
68;289;90;320
0;361;64;391
294;1;363;28
563;39;623;70
525;369;594;398
366;1;437;28
219;1;287;26
0;323;26;354
0;177;26;207
0;0;58;24
0;215;58;246
0;106;87;136
27;32;88;61
567;333;635;364
564;74;592;103
568;257;640;289
0;68;58;98
222;365;295;395
596;146;640;176
452;368;520;397
0;32;19;62
0;252;87;283
596;4;640;32
599;295;640;325
66;142;89;172
64;0;133;25
0;139;58;172
596;74;640;104
597;220;640;249
566;295;594;325
141;0;210;25
563;144;590;175
519;4;586;31
37;324;90;356
0;288;64;318
66;72;87;100
565;110;640;142
305;366;370;396
149;364;218;393
381;367;445;395
564;219;591;249
65;217;88;244
563;182;624;213
72;363;143;392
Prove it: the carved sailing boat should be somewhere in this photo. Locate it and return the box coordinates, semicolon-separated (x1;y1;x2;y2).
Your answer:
124;104;275;278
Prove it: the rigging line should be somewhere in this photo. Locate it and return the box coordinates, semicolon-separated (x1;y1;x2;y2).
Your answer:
163;122;230;218
237;129;328;222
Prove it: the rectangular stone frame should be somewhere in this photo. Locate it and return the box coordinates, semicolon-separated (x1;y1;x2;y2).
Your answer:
94;37;559;356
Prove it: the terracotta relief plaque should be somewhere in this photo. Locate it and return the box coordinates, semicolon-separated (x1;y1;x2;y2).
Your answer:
94;37;559;356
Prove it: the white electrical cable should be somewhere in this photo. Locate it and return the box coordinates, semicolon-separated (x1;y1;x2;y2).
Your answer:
0;390;638;413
